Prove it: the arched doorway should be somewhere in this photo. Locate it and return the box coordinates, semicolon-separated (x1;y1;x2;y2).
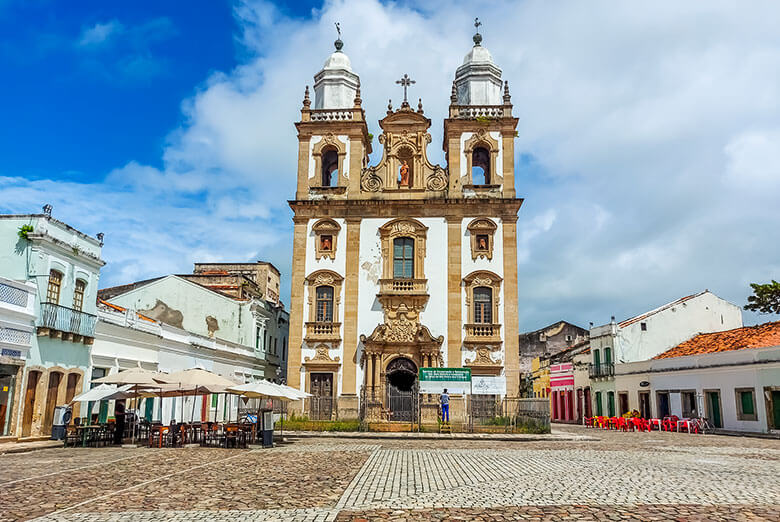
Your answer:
386;357;417;422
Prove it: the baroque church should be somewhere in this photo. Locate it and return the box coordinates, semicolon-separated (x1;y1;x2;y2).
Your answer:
287;25;522;421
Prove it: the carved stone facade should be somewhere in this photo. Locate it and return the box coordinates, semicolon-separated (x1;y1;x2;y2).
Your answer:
287;30;523;420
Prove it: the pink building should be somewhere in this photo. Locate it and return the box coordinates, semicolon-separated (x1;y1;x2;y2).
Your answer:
550;362;576;423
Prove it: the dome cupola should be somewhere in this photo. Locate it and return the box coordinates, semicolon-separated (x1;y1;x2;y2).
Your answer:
313;25;360;109
454;19;503;106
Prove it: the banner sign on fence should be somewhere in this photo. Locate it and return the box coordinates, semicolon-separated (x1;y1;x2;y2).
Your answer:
471;375;506;395
418;367;471;394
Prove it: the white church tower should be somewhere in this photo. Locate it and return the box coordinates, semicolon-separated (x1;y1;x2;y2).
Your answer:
286;23;522;423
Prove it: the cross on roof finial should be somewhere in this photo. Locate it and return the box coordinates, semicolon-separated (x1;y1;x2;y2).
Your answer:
473;17;483;46
395;73;416;106
475;17;481;31
334;22;343;51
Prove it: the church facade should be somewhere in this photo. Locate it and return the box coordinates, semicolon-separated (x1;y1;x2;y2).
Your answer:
287;28;522;421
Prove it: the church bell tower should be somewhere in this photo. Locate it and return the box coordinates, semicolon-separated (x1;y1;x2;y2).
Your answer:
287;23;522;422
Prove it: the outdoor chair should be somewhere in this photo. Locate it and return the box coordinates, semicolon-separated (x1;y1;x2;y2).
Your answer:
662;415;679;432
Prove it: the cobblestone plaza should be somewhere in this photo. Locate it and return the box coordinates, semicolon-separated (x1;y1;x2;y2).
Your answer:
1;427;778;521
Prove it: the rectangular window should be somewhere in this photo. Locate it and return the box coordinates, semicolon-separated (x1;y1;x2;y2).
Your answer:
595;391;603;416
392;237;414;279
473;287;493;323
736;388;757;421
315;286;334;322
640;322;647;331
73;279;86;311
46;270;62;304
255;326;262;350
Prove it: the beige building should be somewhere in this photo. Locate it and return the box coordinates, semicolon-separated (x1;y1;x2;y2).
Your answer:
286;28;523;421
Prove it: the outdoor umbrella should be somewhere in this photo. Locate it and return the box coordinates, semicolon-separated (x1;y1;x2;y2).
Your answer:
92;368;170;443
92;367;165;386
155;369;239;423
276;383;312;400
70;384;135;403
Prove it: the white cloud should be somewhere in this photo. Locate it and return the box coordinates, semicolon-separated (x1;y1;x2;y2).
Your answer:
78;20;123;47
5;0;780;327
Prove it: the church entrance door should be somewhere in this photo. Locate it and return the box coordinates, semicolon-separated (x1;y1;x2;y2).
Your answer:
386;357;418;422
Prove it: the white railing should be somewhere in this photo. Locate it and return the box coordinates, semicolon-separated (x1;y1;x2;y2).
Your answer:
310;109;354;121
455;106;504;119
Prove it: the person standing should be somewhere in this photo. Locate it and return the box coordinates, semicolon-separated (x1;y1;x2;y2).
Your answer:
440;388;450;423
114;399;125;445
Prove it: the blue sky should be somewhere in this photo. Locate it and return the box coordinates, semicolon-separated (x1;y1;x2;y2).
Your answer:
2;0;779;330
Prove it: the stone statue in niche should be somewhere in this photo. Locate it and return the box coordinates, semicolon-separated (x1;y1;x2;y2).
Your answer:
399;160;410;187
477;235;488;250
321;235;332;251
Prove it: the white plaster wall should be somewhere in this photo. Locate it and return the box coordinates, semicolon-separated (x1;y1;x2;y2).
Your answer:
355;217;448;394
490;131;503;177
616;292;743;363
460;217;505;385
307;136;321;180
302;217;347;392
339;135;350;178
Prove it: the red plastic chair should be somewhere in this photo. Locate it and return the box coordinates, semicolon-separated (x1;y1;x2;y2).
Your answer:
662;415;679;432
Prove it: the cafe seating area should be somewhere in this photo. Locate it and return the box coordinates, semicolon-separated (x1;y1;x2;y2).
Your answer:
583;414;707;434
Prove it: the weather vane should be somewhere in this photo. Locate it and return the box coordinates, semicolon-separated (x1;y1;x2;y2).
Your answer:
474;17;481;32
395;73;416;104
335;22;341;39
473;17;483;45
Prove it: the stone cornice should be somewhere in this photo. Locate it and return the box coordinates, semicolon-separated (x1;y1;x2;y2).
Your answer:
289;197;523;220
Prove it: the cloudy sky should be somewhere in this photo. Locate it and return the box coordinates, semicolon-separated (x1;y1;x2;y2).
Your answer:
1;0;778;330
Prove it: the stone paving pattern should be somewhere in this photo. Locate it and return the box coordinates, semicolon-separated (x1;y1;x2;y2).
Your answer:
0;426;776;521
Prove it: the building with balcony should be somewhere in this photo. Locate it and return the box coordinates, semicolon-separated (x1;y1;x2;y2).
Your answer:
0;276;36;438
89;300;272;426
286;27;523;422
588;290;743;418
98;267;288;382
0;211;104;439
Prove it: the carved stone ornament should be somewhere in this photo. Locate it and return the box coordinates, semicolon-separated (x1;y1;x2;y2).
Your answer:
314;273;335;286
466;347;501;366
305;344;340;363
388;317;417;343
473;276;494;287
425;167;448;191
361;171;382;192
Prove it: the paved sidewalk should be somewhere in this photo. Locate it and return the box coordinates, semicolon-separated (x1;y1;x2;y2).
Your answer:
279;429;596;442
0;439;61;455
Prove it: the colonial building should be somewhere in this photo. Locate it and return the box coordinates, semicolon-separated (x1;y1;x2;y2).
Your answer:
589;290;743;418
0;209;104;439
610;322;780;433
99;263;289;382
519;320;589;374
287;27;522;421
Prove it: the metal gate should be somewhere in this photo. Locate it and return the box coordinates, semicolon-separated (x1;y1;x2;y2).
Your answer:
387;383;419;422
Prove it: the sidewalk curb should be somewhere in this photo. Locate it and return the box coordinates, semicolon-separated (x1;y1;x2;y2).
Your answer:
0;440;63;455
278;430;598;442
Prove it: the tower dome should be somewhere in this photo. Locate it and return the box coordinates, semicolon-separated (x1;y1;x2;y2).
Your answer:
313;35;360;110
454;24;503;106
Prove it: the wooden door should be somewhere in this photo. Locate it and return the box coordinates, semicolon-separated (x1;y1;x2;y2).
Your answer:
42;372;62;434
309;373;333;420
22;371;41;437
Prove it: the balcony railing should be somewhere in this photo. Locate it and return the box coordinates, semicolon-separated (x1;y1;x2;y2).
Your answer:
464;323;502;343
38;302;97;339
378;278;427;294
589;363;615;379
304;321;342;341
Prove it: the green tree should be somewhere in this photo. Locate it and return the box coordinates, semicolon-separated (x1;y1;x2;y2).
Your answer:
744;280;780;314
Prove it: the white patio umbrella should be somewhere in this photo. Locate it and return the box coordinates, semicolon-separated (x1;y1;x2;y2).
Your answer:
92;367;165;386
70;384;135;403
227;381;293;400
277;383;312;400
155;369;240;423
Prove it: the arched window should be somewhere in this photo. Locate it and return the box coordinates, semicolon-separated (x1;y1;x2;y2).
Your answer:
315;285;334;322
46;269;63;304
321;149;338;187
472;147;491;185
73;279;86;311
393;237;414;279
473;286;493;323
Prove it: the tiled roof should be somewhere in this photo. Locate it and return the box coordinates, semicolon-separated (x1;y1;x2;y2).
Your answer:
98;300;156;323
619;291;706;328
654;321;780;359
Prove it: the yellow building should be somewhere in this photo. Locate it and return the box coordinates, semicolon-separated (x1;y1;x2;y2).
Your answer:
531;357;551;399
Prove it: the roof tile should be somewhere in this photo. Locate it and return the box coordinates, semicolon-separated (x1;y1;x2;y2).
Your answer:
654;321;780;359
